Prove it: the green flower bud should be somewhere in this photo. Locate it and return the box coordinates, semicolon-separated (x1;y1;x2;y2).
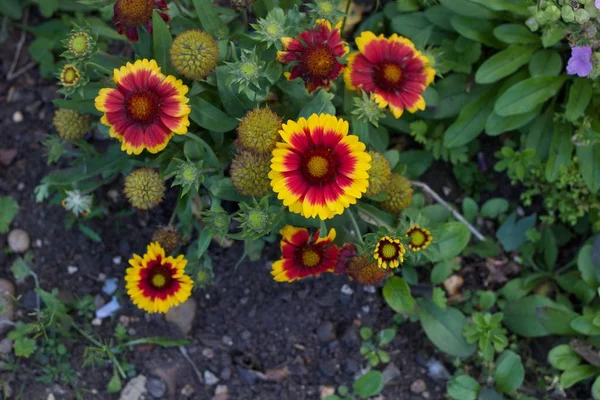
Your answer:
561;5;575;22
170;30;219;80
545;5;561;22
123;168;165;210
53;108;92;140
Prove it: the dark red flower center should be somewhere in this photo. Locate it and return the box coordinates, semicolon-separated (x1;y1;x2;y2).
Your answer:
116;0;154;26
374;63;404;91
296;245;323;268
139;257;179;299
126;91;160;125
300;147;338;185
303;45;337;78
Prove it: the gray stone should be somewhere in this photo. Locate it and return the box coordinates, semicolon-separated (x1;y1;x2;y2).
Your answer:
204;370;219;386
8;229;29;253
165;298;197;335
181;384;195;397
318;359;337;377
317;321;336;343
341;326;359;348
119;375;147;400
410;379;427;394
220;367;232;380
343;359;359;375
382;362;401;384
0;338;13;354
146;378;166;398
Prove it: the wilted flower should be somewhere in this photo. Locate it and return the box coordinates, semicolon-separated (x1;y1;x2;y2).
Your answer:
567;46;593;77
346;254;390;285
125;242;193;313
272;225;339;282
123;168;165;210
113;0;170;42
364;151;391;197
231;150;271;197
42;135;66;165
381;174;413;214
374;236;405;269
152;226;181;254
237;107;282;154
61;190;93;217
53;108;92;141
170;30;219;80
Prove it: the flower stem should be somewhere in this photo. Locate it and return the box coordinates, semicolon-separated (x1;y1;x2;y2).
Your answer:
87;62;112;75
347;209;364;245
341;0;352;35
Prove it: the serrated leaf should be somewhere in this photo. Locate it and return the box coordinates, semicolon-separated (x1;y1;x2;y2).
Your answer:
14;337;36;358
0;197;19;233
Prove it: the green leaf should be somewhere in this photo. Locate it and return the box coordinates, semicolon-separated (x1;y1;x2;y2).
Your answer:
417;300;475;357
13;337;36;358
0;196;19;233
481;198;509;219
378;328;396;346
425;222;471;263
215;66;254;118
565;79;593;122
106;369;122;393
462;197;479;223
432;287;448;309
542;24;564;48
578;244;600;288
548;345;582;371
443;86;496;148
485;105;542;136
475;45;537;84
560;365;598;389
383;277;416;314
424;5;455;31
577;143;600;194
431;259;460;285
557;274;596;305
78;224;102;242
298;90;335;118
537;306;578;336
477;388;504;400
479;291;496;311
496;212;537;252
356;202;395;228
38;0;59;17
353;371;384;399
503;295;555;337
0;0;22;19
494;350;524;393
189;97;238;132
570;316;600;335
528;49;562;77
152;10;173;75
191;0;227;38
11;257;32;282
439;0;499;19
593;375;600;400
450;16;503;48
493;23;539;44
541;227;558;270
494;76;567;116
447;375;480;400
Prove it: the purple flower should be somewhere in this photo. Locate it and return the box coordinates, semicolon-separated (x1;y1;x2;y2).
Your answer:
596;0;600;9
567;46;593;77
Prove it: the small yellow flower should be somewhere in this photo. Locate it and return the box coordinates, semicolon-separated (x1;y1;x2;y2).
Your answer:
125;242;193;313
231;150;271;196
170;29;219;80
374;236;406;269
406;225;432;252
60;64;81;87
53;109;92;140
123;168;165;210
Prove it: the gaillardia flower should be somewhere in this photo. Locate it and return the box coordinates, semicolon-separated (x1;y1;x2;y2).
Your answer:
277;19;348;92
53;108;92;141
237;108;282;154
113;0;170;42
269;114;371;220
406;225;432;252
124;168;165;210
272;225;339;282
374;236;406;269
170;29;219;80
95;59;190;155
344;32;435;119
125;242;193;313
60;64;81;87
347;254;389;285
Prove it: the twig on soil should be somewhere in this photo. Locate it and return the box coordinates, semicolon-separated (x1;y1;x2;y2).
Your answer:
7;61;36;82
179;345;204;384
6;8;29;81
410;181;486;242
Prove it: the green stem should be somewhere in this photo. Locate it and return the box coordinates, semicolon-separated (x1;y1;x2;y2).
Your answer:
347;209;364;245
87;62;112;75
340;0;352;34
72;322;126;378
168;207;177;226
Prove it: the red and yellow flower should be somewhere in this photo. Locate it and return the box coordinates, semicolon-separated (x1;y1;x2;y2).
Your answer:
344;32;435;119
95;59;190;155
406;225;432;251
125;242;193;313
113;0;170;42
374;236;406;269
269;114;371;220
272;225;339;282
277;19;348;92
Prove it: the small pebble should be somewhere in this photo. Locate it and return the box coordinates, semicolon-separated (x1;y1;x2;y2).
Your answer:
363;285;376;293
17;183;25;191
8;229;30;253
411;379;427;394
96;296;120;319
12;111;23;123
361;305;370;314
91;318;102;326
222;336;233;346
204;370;219;386
146;378;166;398
215;385;228;395
112;256;122;265
202;348;215;359
67;266;78;275
316;321;336;343
181;384;195;397
34;239;43;248
102;278;118;295
340;284;353;296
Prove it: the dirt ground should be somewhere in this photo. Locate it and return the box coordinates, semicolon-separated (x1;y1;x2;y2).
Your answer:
0;24;450;400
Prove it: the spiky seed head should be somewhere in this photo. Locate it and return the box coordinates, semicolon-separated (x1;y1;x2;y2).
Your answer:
365;151;391;197
123;168;165;210
170;29;219;80
381;173;413;214
152;225;181;254
237;108;282;154
346;254;389;285
230;150;271;196
53;108;93;140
